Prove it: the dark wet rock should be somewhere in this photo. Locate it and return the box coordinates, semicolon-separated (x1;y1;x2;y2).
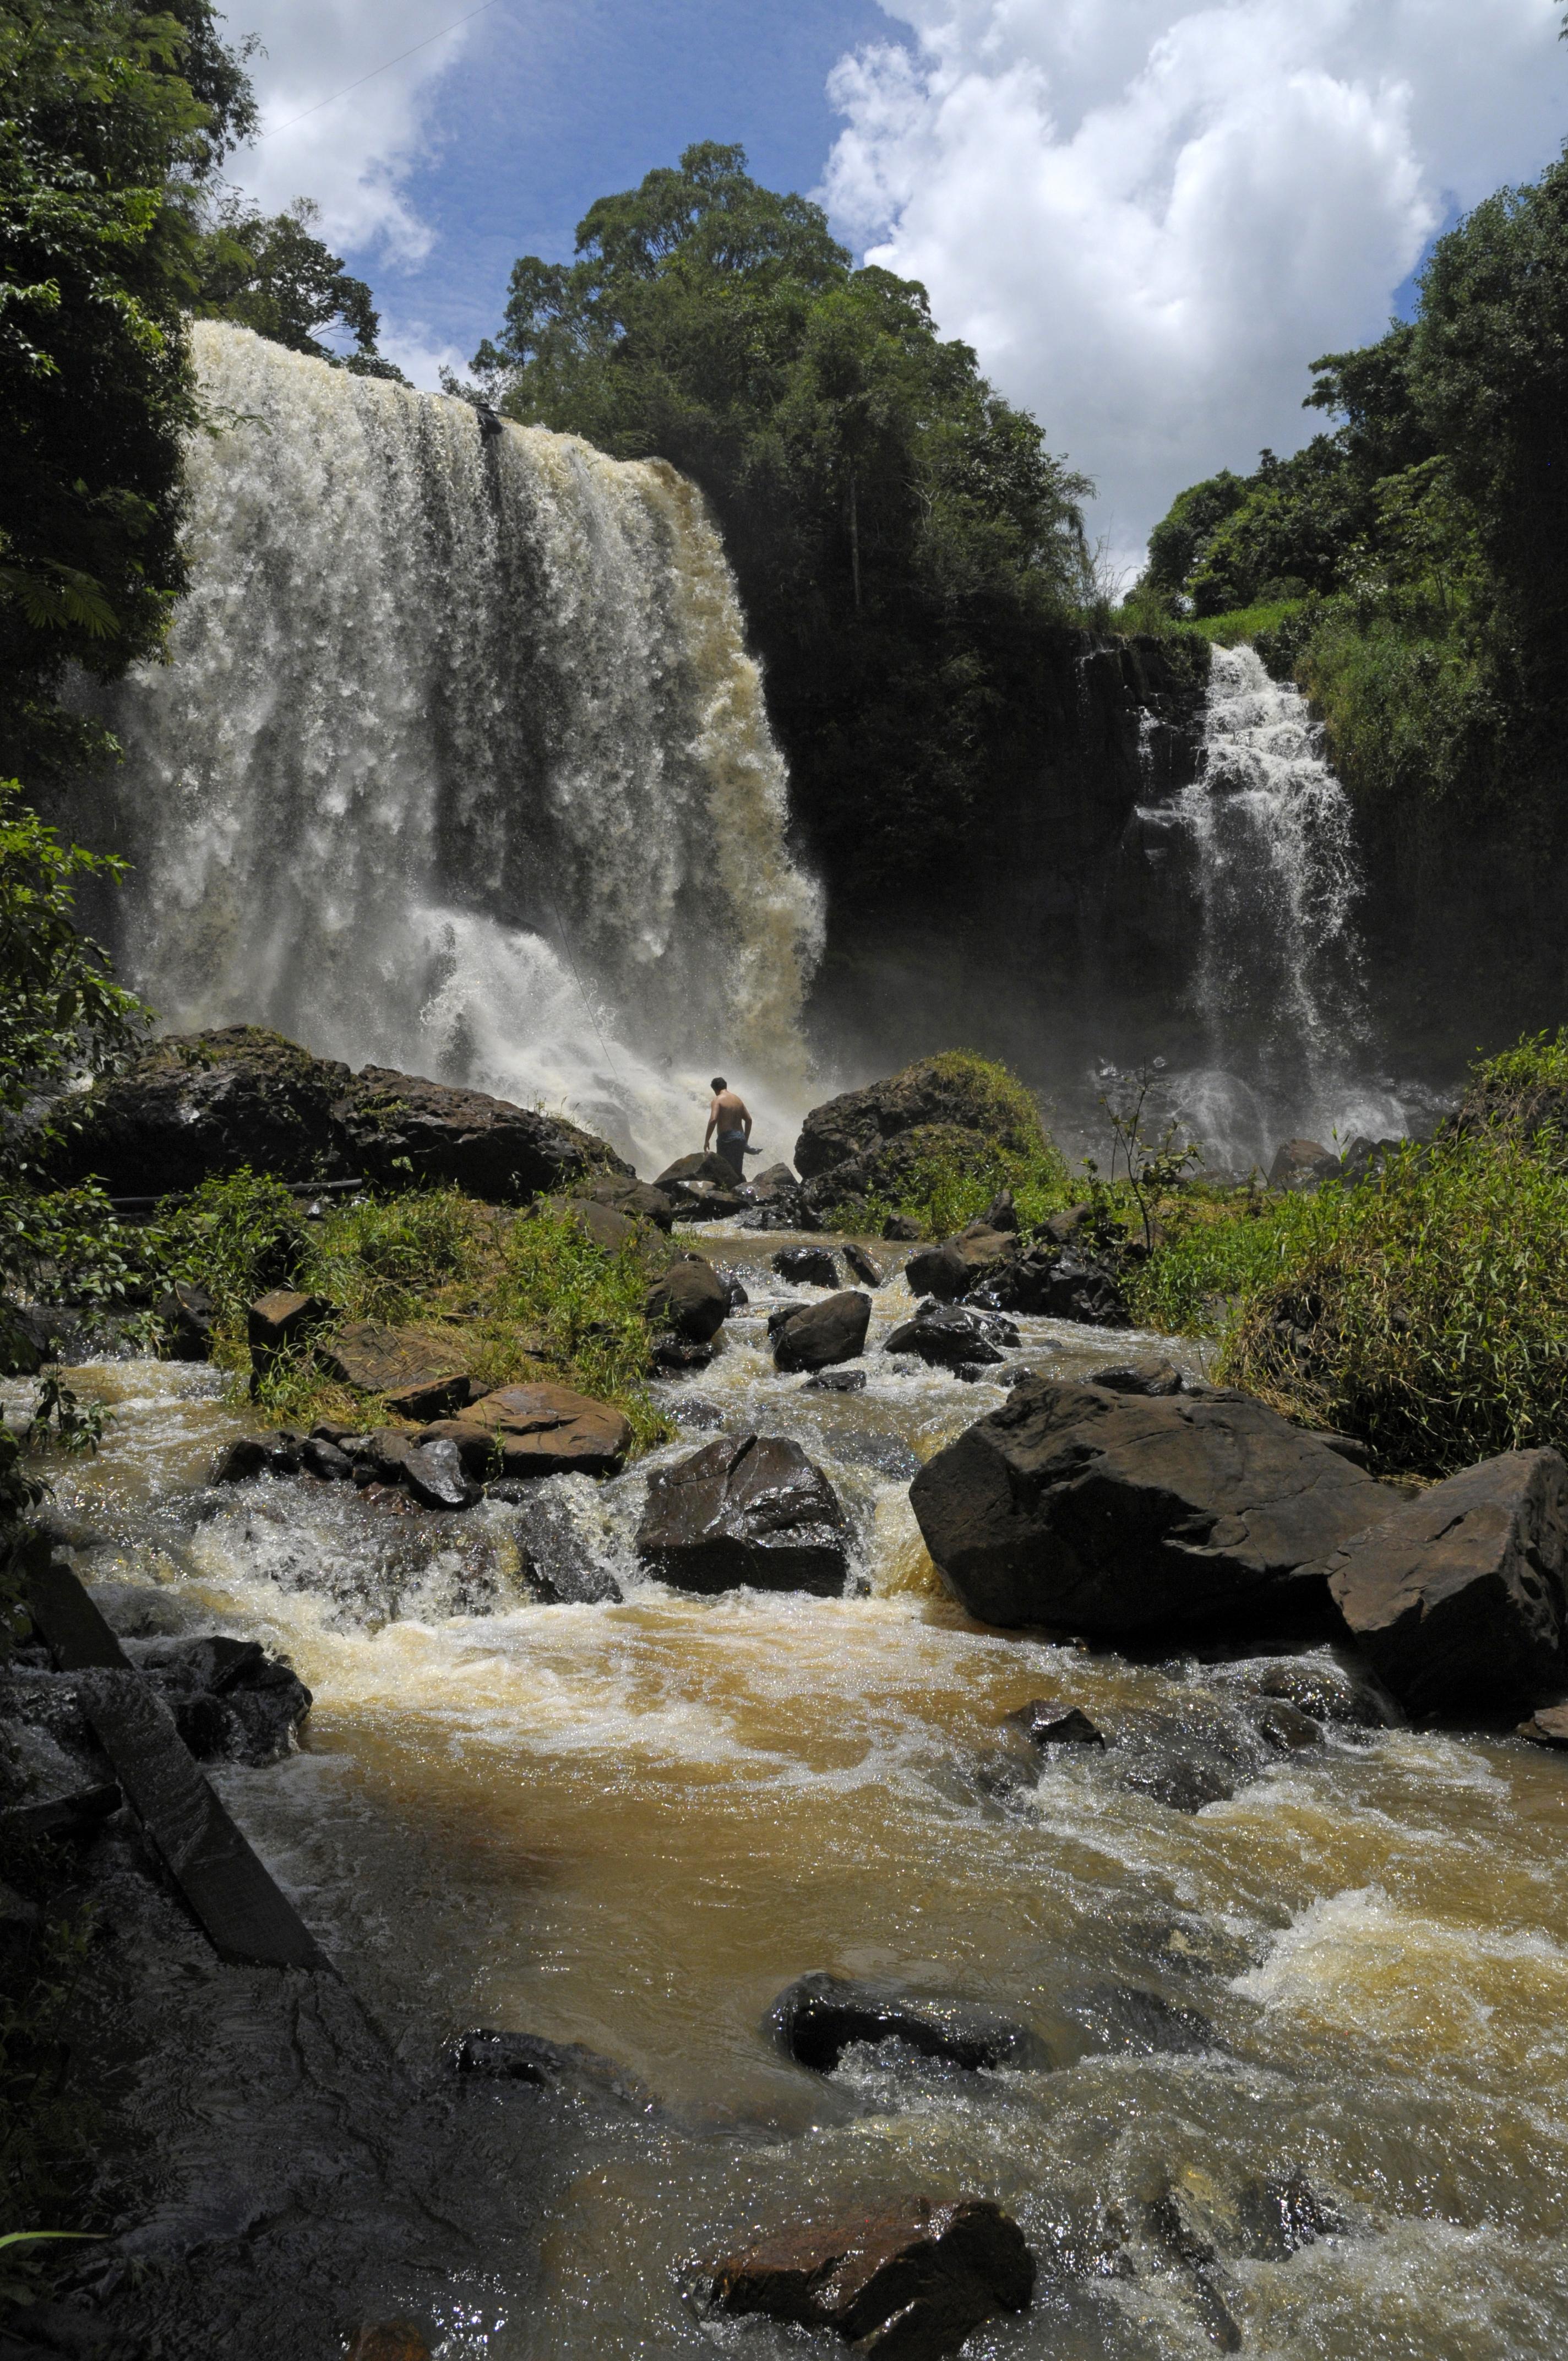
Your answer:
772;1290;872;1374
954;1361;1001;1383
672;1395;726;1430
213;1430;306;1483
448;2026;652;2110
981;1189;1019;1232
1248;1695;1322;1750
573;1173;676;1231
420;1383;632;1482
55;1025;627;1200
883;1214;922;1241
656;1150;740;1191
884;1301;1017;1370
342;1063;629;1200
644;1253;729;1343
772;1244;841;1288
492;1490;622;1603
1091;1359;1183;1396
771;1971;1044;2074
709;2195;1035;2359
804;1367;868;1394
157;1280;214;1363
650;1334;715;1375
904;1241;970;1301
351;1427;416;1486
401;1438;481;1512
638;1433;850;1596
654;1153;749;1222
1235;2173;1345;2259
1235;1652;1394;1728
1009;1698;1105;1748
1518;1702;1568;1747
300;1435;353;1481
1067;1982;1215;2056
980;1247;1132;1327
315;1320;474;1418
0;1302;95;1374
1122;1750;1239;1811
721;1272;750;1310
842;1243;884;1287
0;1781;121;1842
910;1375;1385;1639
1325;1449;1568;1718
1268;1137;1338;1190
748;1161;798;1198
132;1633;312;1765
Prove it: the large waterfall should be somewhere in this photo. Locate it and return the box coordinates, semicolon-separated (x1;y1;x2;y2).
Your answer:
81;323;823;1172
1139;643;1407;1172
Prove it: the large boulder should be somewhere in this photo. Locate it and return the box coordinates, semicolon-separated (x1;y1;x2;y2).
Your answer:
637;1433;850;1595
910;1377;1385;1639
709;2197;1034;2360
794;1056;1042;1183
771;1291;871;1373
980;1244;1132;1327
884;1301;1016;1369
644;1254;729;1343
1325;1449;1568;1717
420;1383;631;1481
55;1025;625;1203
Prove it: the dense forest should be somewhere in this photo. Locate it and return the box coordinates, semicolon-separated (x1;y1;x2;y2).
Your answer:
460;143;1099;907
1136;145;1568;824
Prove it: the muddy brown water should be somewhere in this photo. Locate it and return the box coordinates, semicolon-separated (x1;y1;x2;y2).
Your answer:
15;1228;1568;2359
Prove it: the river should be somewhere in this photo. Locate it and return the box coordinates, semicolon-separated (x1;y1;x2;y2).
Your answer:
15;1223;1568;2359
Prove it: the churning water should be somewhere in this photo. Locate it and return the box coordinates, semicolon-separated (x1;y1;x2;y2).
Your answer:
22;1248;1568;2360
82;325;822;1171
1139;647;1407;1173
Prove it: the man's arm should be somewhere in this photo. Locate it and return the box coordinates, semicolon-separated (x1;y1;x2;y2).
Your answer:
742;1106;753;1142
703;1100;717;1150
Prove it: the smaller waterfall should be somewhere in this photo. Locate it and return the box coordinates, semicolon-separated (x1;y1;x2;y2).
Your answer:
1138;644;1406;1172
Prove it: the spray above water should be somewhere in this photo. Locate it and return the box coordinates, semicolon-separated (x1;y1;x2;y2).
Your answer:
82;324;823;1172
1139;644;1406;1172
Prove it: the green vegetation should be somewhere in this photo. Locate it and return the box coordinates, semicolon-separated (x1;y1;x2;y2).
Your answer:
1129;1033;1568;1477
1138;145;1568;823
466;142;1094;906
818;1053;1075;1237
154;1171;670;1453
192;195;405;380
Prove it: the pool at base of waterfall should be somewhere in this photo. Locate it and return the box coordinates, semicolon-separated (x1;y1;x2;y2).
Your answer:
15;1227;1568;2361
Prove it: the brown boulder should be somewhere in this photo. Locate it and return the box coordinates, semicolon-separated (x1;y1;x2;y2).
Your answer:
711;2196;1034;2360
421;1382;631;1481
637;1433;849;1595
644;1254;729;1343
772;1291;871;1373
341;1064;627;1200
1268;1138;1337;1190
1325;1449;1568;1717
910;1377;1384;1639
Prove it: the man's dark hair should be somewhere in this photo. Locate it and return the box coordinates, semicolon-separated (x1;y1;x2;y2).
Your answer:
710;1076;727;1091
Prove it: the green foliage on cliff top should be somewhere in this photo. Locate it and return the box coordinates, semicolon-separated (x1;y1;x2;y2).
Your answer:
467;142;1094;909
814;1052;1074;1238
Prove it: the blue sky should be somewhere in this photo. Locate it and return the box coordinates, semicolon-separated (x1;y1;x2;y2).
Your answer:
232;0;1568;558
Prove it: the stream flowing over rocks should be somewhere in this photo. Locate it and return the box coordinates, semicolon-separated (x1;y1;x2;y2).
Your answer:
12;1207;1568;2360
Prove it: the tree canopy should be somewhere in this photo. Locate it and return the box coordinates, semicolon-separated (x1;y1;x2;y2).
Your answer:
193;194;406;380
470;142;1093;905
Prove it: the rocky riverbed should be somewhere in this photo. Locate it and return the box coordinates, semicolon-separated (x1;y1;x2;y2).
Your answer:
9;1217;1568;2359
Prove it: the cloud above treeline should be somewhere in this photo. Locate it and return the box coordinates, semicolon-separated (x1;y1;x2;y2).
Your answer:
824;0;1568;567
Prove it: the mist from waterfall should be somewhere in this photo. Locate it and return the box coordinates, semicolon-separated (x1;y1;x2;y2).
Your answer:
1139;643;1407;1173
80;323;823;1174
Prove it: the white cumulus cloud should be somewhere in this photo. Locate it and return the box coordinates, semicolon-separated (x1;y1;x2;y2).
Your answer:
221;0;482;263
824;0;1567;566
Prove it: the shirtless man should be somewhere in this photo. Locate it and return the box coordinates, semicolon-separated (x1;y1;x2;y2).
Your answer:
704;1076;752;1179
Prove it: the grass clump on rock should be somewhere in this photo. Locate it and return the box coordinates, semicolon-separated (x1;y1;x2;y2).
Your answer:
156;1171;669;1451
811;1051;1074;1238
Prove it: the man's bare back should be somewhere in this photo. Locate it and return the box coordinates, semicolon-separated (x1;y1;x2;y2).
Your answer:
704;1076;752;1178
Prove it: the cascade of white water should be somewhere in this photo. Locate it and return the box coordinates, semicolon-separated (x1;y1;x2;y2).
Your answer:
80;323;823;1173
1142;643;1405;1171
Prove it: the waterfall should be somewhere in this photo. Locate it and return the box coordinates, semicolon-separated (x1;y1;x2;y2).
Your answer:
1138;643;1406;1172
79;323;823;1173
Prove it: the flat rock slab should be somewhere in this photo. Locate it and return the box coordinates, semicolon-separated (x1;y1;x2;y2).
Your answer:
771;1971;1044;2074
1519;1702;1568;1748
638;1433;850;1595
1325;1448;1568;1717
318;1320;473;1417
910;1376;1385;1639
420;1383;631;1481
711;2195;1035;2360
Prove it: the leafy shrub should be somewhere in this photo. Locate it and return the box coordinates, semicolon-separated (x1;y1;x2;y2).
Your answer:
1126;1190;1304;1334
156;1168;311;1330
306;1187;484;1324
824;1052;1075;1238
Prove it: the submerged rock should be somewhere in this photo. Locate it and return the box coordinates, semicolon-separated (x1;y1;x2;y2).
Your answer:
804;1367;868;1394
771;1290;871;1373
1009;1698;1105;1748
130;1633;312;1765
637;1433;850;1596
1065;1982;1215;2056
1325;1448;1568;1717
910;1376;1384;1639
449;2026;651;2109
770;1971;1043;2074
709;2196;1035;2360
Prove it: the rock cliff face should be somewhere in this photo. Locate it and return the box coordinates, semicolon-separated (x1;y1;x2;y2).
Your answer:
803;629;1210;1105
